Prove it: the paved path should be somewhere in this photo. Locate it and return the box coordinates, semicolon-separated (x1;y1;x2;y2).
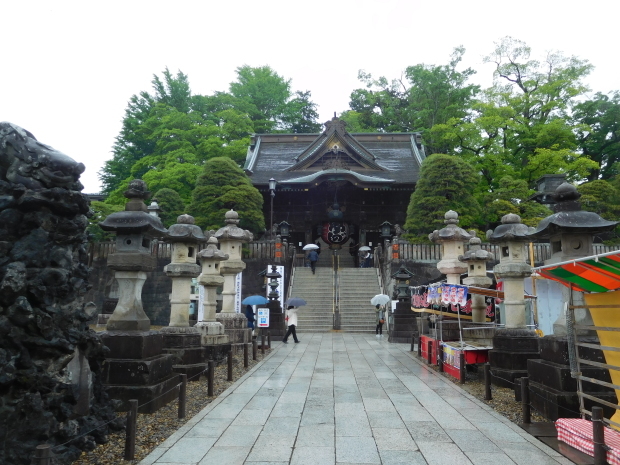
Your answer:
140;334;573;465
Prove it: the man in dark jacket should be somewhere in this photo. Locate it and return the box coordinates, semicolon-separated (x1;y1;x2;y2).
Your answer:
307;249;319;274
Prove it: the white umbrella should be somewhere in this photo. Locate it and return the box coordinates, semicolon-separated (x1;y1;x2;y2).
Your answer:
370;294;391;306
359;246;371;252
302;244;319;250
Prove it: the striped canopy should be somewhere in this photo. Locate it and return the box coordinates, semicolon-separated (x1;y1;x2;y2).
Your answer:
535;250;620;293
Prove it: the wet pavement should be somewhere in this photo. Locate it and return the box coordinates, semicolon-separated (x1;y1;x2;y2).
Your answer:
139;333;573;465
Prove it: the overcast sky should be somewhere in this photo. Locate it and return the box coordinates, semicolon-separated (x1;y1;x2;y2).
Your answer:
2;0;618;193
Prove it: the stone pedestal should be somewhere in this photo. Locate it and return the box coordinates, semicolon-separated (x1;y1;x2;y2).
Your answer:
527;336;617;420
100;331;180;414
488;328;539;388
389;301;418;343
216;313;252;354
106;270;151;331
160;329;206;380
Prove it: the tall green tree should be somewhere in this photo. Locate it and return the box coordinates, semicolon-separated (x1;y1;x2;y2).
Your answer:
573;91;620;181
188;157;265;234
431;37;597;191
153;188;186;228
404;154;481;240
343;47;480;153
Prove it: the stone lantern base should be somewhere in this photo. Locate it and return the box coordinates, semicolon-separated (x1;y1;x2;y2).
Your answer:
216;313;252;354
160;327;207;381
389;301;418;343
100;331;180;414
195;321;232;364
527;336;617;420
265;301;285;339
488;329;540;388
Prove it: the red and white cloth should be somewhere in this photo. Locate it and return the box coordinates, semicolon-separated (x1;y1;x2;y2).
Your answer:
556;418;620;465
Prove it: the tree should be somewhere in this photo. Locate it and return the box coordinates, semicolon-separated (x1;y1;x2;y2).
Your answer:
431;37;595;192
346;47;480;152
153;188;186;227
573;92;620;181
229;65;320;133
87;201;124;242
404;154;481;240
188;157;265;234
99;68;193;195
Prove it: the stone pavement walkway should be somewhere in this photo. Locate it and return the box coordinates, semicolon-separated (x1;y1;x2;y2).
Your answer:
139;333;573;465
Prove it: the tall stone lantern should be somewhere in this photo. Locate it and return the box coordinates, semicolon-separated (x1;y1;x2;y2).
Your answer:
214;210;253;352
459;235;493;323
486;213;537;387
525;183;618;419
100;179;168;331
98;180;179;413
429;210;472;285
161;214;207;378
195;235;232;361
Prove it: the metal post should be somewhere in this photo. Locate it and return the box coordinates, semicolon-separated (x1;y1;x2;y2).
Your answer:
208;360;215;397
484;363;492;400
178;374;187;419
252;339;257;360
124;399;138;460
459;352;465;384
417;335;422;357
270;188;275;239
33;444;52;465
427;341;432;365
410;332;415;352
521;377;530;424
261;334;265;355
592;406;606;465
438;343;444;373
227;350;233;382
268;331;271;349
244;343;249;368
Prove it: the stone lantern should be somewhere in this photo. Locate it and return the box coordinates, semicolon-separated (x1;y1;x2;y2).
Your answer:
266;264;285;339
100;179;168;331
459;234;493;323
214;210;253;352
525;182;618;419
161;214;206;378
486;213;537;388
195;235;232;361
98;180;179;412
428;210;472;285
486;213;533;329
389;265;417;343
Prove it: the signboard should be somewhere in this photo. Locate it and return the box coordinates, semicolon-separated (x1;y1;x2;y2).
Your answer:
265;265;285;303
197;284;205;321
257;307;270;327
234;272;242;313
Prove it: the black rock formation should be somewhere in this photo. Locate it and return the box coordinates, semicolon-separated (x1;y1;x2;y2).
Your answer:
0;123;121;465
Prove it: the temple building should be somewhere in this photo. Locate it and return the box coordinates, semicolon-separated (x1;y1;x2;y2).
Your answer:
244;117;426;248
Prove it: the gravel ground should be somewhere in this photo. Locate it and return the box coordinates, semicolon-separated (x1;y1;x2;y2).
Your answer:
71;350;268;465
71;342;548;464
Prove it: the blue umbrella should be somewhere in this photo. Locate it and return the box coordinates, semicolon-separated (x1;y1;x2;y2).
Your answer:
285;297;307;307
242;295;269;305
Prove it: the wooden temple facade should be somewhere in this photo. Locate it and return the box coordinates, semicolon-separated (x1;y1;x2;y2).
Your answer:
244;117;426;249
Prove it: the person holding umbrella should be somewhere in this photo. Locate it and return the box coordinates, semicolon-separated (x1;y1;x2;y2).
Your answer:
307;248;319;274
375;304;385;337
282;305;300;344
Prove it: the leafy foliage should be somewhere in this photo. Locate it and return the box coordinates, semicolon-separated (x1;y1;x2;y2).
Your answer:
188;157;265;234
87;201;124;242
153;188;186;228
404;154;481;240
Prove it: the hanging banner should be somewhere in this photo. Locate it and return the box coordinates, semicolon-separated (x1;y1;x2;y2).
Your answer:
411;285;496;322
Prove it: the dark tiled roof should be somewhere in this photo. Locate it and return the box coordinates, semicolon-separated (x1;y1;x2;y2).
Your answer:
244;131;424;186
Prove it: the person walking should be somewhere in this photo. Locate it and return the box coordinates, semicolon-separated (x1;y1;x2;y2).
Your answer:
245;304;255;332
282;306;300;343
307;249;319;274
375;304;385;337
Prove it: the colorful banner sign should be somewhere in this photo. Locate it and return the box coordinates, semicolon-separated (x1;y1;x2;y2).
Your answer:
411;285;496;321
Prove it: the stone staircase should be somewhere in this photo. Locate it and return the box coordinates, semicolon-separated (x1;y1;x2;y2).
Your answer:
289;266;334;333
338;268;381;333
